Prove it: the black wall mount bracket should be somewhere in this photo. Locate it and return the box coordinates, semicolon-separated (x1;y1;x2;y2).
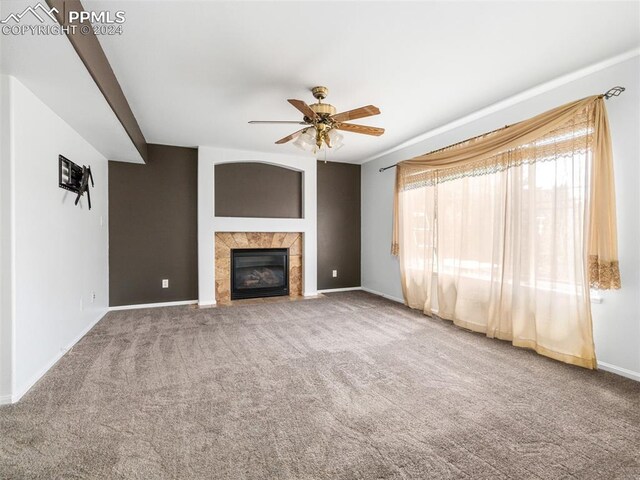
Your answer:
59;155;94;210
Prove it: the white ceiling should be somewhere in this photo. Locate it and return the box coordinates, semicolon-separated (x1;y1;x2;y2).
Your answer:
92;1;640;163
0;0;143;163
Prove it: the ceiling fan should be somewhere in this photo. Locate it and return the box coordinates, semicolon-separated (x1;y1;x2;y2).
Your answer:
249;86;384;153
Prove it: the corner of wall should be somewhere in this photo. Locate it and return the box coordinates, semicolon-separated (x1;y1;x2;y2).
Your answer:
0;74;15;402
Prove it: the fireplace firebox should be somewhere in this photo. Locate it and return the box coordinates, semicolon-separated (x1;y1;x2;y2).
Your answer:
231;248;289;300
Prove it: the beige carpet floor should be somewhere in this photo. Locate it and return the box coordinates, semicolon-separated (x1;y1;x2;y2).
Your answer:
1;291;639;479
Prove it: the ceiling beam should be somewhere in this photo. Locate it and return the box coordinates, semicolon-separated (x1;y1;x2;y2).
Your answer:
46;0;148;163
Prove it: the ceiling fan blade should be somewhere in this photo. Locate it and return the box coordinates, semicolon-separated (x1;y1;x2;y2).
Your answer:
275;128;306;144
331;105;380;123
335;123;385;136
249;121;308;125
288;99;318;120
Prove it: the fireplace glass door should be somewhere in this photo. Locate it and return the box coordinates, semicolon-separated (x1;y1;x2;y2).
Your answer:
231;248;289;300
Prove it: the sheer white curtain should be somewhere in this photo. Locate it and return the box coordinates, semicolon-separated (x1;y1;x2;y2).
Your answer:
397;103;603;368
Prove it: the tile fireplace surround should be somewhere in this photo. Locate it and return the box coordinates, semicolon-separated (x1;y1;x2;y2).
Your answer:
215;232;303;304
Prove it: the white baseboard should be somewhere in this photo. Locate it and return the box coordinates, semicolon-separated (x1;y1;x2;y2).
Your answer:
361;287;405;304
109;300;198;311
317;287;362;293
197;301;217;308
10;309;107;404
303;291;319;297
597;361;640;382
0;394;12;406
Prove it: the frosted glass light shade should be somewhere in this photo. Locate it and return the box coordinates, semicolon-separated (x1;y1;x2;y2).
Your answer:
327;129;344;150
293;128;316;151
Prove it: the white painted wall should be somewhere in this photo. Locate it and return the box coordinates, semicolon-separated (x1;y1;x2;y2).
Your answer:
361;55;640;380
198;147;317;306
1;76;109;403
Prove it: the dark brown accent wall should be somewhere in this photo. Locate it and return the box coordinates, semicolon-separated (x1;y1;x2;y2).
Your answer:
214;163;303;218
109;144;197;306
47;0;148;162
317;161;361;290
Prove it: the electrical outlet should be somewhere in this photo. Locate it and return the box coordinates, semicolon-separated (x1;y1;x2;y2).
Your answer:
91;291;96;303
332;270;338;278
162;279;169;288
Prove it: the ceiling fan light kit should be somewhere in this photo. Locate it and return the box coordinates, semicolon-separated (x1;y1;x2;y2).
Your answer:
292;128;316;151
249;86;384;155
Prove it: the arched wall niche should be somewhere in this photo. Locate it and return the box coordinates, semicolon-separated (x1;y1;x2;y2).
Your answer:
214;162;303;218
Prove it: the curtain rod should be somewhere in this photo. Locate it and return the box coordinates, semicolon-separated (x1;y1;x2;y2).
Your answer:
378;86;626;173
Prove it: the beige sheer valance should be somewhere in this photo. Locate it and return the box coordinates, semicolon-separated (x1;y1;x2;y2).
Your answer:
392;95;620;290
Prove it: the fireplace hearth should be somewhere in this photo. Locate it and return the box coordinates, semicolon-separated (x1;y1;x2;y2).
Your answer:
231;248;289;300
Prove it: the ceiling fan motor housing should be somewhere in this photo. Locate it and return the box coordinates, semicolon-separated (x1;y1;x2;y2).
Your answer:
309;102;336;117
308;86;336;121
